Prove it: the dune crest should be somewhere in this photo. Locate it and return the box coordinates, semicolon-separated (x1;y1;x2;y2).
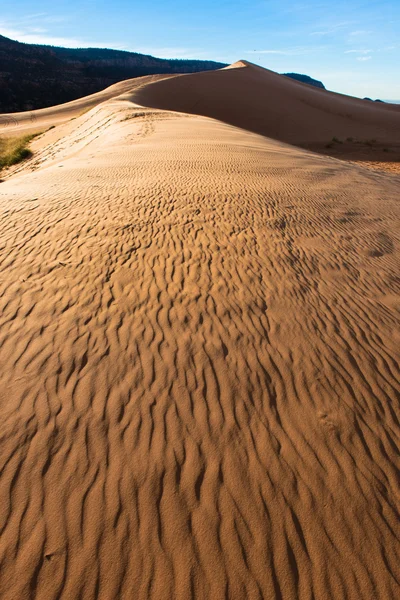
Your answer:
0;70;399;599
222;59;250;69
131;60;400;150
0;74;176;138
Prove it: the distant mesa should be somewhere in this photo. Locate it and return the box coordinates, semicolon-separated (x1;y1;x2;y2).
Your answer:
283;73;325;89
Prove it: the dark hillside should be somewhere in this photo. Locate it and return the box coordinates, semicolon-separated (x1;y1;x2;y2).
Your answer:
0;35;226;112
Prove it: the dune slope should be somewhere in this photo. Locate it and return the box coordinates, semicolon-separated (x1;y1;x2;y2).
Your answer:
0;93;399;599
0;74;176;138
132;60;400;148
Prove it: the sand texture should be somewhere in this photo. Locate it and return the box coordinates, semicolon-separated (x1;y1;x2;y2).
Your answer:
0;62;399;599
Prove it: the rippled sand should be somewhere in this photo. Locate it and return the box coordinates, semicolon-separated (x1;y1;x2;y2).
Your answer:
0;63;399;599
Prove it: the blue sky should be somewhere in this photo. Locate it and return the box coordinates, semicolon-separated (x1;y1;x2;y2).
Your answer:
1;1;399;99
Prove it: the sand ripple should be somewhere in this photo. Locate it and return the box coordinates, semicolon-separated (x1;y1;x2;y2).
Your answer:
0;104;399;599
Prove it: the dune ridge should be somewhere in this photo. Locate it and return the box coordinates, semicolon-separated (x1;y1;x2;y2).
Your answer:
0;64;399;600
132;60;400;147
0;74;176;139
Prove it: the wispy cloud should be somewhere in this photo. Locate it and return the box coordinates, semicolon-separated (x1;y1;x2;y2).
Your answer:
0;23;123;49
134;47;207;59
344;49;373;62
246;46;325;56
247;50;293;55
20;13;49;20
0;17;205;57
380;44;399;51
310;21;356;36
349;30;372;36
344;49;372;54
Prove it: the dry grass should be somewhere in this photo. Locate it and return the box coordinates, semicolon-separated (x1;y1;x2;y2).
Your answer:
0;133;39;171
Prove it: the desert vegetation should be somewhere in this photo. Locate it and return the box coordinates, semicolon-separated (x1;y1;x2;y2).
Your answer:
0;133;38;171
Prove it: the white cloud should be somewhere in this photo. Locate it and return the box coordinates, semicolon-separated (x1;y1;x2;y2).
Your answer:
248;50;292;55
0;21;200;55
246;46;323;56
0;25;123;49
310;20;358;36
349;30;372;36
134;47;206;59
28;27;48;34
20;13;49;21
357;56;372;61
344;49;372;54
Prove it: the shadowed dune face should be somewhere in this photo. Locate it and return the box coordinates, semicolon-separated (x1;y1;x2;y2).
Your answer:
0;102;399;599
132;61;400;149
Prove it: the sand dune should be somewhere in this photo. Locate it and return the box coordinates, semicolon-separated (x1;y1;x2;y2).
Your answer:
0;74;175;138
0;63;399;600
132;60;400;149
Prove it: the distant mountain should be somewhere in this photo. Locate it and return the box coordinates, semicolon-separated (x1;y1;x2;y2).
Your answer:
283;73;325;89
0;35;226;112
